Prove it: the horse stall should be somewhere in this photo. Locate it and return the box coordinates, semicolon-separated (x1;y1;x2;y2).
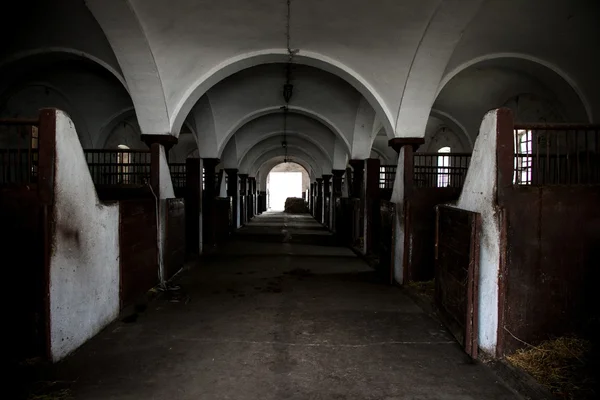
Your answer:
1;109;188;363
1;118;49;363
402;152;471;283
495;112;600;355
433;108;600;358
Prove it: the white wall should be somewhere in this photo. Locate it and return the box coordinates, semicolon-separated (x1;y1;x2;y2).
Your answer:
453;109;502;355
49;110;120;362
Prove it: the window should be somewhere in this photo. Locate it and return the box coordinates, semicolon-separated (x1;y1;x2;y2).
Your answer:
514;129;532;184
437;147;451;187
117;144;131;184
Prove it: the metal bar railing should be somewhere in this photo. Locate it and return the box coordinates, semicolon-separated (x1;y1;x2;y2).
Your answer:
513;125;599;185
169;163;187;189
84;149;151;186
379;165;396;189
0;119;40;186
414;153;471;188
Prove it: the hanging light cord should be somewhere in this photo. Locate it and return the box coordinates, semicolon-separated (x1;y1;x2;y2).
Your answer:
282;0;294;163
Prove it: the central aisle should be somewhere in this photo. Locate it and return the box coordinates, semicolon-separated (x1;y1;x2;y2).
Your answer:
55;212;517;399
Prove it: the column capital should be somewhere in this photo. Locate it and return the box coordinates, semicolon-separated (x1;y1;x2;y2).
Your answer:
322;174;332;181
238;173;249;180
141;134;178;151
349;159;364;168
225;168;238;176
388;137;425;153
332;169;345;177
202;158;220;168
315;177;323;183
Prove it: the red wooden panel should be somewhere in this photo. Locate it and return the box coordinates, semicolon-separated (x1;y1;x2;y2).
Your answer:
165;198;185;281
435;205;481;358
119;199;158;308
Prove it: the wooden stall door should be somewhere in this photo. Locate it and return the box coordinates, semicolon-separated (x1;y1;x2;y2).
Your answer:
434;205;481;358
378;200;396;284
165;198;186;281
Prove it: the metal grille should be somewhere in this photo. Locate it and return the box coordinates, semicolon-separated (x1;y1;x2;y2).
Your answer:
169;163;186;189
414;153;471;188
513;124;600;185
379;165;396;189
84;149;151;186
0;120;39;185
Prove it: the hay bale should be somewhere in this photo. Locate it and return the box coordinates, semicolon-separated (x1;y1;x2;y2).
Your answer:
284;197;307;213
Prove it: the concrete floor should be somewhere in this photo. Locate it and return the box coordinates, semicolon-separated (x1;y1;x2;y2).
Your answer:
51;212;518;399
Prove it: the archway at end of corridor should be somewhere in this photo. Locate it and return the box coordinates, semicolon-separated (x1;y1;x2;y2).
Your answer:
266;162;310;211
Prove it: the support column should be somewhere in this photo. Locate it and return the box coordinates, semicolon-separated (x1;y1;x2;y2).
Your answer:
141;134;178;284
349;159;365;248
332;169;344;233
349;160;364;199
248;177;256;220
238;174;248;226
322;174;332;228
308;182;315;215
315;178;323;223
365;158;380;255
388;137;425;283
202;158;219;249
225;169;238;231
185;158;201;255
259;190;267;213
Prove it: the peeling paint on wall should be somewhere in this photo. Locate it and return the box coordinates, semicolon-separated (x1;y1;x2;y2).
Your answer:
454;109;501;355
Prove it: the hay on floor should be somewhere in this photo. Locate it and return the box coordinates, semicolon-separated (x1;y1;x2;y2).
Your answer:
506;336;595;399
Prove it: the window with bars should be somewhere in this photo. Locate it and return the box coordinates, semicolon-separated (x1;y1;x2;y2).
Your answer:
514;129;533;184
116;144;131;184
437;147;451;187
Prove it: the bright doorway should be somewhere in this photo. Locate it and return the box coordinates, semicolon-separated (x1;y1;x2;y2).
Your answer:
267;171;302;211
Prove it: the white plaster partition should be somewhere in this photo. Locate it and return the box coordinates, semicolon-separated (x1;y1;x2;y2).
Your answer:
453;109;501;355
49;110;120;362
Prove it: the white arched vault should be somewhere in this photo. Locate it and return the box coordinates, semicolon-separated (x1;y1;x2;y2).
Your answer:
86;0;171;135
185;63;375;160
219;112;340;161
433;55;592;141
239;136;332;175
437;53;592;122
171;52;394;139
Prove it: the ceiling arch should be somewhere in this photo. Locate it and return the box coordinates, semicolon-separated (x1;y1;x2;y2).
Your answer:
219;112;340;162
0;48;127;90
240;136;331;174
250;147;322;181
86;0;171;135
433;55;591;141
190;63;367;156
217;108;344;158
171;51;394;138
257;156;314;191
437;53;592;121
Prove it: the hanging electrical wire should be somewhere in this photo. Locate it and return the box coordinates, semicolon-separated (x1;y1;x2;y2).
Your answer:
281;0;296;163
